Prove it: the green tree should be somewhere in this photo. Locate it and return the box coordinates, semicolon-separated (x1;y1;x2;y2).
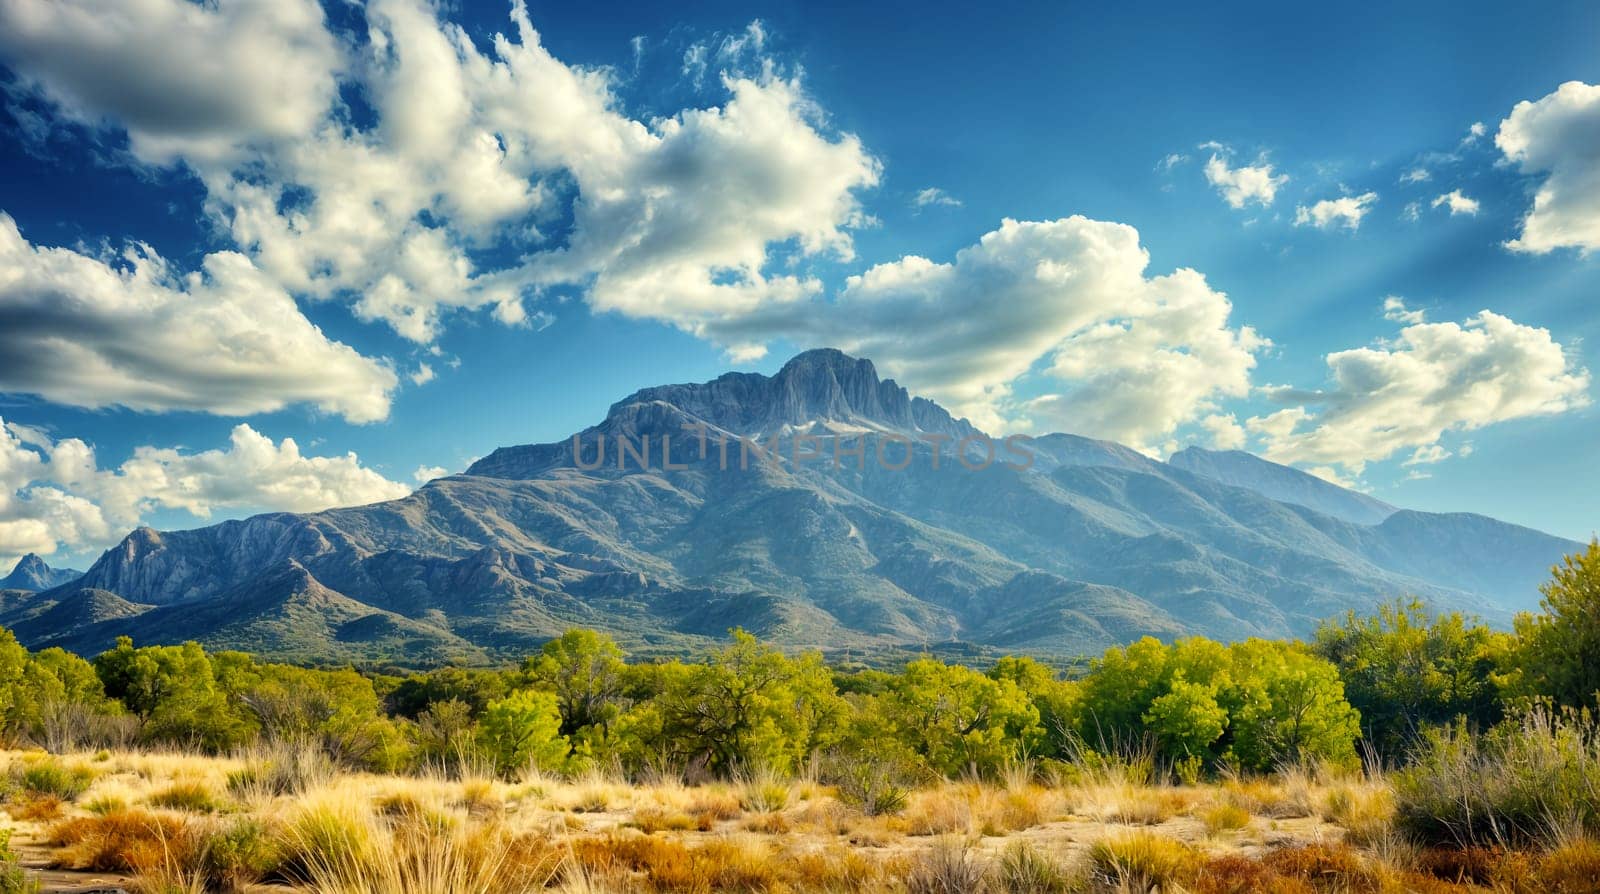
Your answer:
92;638;248;750
1069;637;1172;747
1315;598;1508;760
1226;640;1361;770
524;629;627;739
0;628;28;745
1511;541;1600;713
477;690;569;776
652;630;845;776
1143;677;1227;760
884;657;1042;776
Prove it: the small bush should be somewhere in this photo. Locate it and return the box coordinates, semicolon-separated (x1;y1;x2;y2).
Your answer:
47;809;189;874
825;752;914;817
0;829;38;894
1263;844;1377;892
1200;802;1251;834
18;760;94;800
994;842;1069;894
148;781;222;814
1395;710;1600;848
1086;831;1197;890
227;743;334;800
197;818;283;891
906;838;988;894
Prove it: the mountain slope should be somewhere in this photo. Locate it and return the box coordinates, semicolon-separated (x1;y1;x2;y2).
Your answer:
1167;447;1397;525
14;350;1581;663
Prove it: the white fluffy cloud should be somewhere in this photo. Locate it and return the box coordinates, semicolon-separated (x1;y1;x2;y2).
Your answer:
710;217;1267;448
1295;192;1378;231
1431;189;1480;216
0;0;342;164
0;214;398;423
1203;152;1288;208
1497;81;1600;253
0;419;411;568
1247;301;1591;476
0;0;879;345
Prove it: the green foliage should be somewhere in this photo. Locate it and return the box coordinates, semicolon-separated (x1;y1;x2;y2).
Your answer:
1065;636;1360;773
386;667;509;719
523;629;627;740
0;828;39;894
882;657;1042;776
0;628;27;745
1226;639;1361;770
17;758;94;799
93;637;250;750
646;630;846;776
476;689;569;775
1395;707;1600;848
1315;598;1508;761
1512;540;1600;713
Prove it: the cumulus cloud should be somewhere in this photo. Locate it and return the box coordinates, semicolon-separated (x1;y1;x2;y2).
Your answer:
0;214;398;422
0;0;342;164
1203;151;1288;208
1400;167;1432;184
1247;300;1591;477
0;0;880;345
1431;189;1480;216
1295;192;1378;231
0;419;410;568
1497;81;1600;253
413;465;449;483
708;216;1267;449
1199;414;1248;450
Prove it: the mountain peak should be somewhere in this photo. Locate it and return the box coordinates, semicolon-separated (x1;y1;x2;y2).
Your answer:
603;349;981;440
1;552;85;592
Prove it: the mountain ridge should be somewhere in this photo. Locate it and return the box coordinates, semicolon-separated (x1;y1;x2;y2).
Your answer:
4;349;1580;664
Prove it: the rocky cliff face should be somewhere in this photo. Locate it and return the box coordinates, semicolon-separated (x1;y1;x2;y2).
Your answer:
6;350;1582;663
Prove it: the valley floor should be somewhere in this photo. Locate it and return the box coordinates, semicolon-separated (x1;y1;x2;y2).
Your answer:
1;748;1586;893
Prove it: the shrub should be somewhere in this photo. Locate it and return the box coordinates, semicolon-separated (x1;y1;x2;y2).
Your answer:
226;742;334;799
906;838;988;894
0;829;38;894
825;751;913;816
993;842;1069;894
1086;831;1196;890
197;818;283;891
1394;710;1600;848
148;781;222;814
1200;803;1251;834
47;809;189;873
18;759;94;800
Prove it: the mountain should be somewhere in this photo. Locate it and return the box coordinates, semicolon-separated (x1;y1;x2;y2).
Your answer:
0;553;84;591
3;350;1580;664
1167;447;1397;525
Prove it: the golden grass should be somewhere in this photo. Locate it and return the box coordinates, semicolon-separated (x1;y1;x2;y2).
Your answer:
3;747;1586;894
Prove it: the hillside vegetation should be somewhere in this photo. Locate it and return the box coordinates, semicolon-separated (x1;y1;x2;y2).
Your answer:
0;541;1597;892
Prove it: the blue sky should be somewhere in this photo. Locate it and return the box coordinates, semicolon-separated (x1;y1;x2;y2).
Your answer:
0;0;1597;570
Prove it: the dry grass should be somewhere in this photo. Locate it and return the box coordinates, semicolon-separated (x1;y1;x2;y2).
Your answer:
2;747;1588;894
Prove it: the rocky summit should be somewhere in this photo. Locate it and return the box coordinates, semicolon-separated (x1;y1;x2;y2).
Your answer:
0;553;83;592
2;350;1579;664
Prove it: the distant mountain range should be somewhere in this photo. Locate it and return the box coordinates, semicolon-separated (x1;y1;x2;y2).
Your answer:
1;350;1579;664
0;553;83;592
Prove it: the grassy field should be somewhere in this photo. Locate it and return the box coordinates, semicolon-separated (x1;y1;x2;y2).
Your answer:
4;745;1596;894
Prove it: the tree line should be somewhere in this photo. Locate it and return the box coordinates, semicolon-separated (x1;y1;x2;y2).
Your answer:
2;540;1597;784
